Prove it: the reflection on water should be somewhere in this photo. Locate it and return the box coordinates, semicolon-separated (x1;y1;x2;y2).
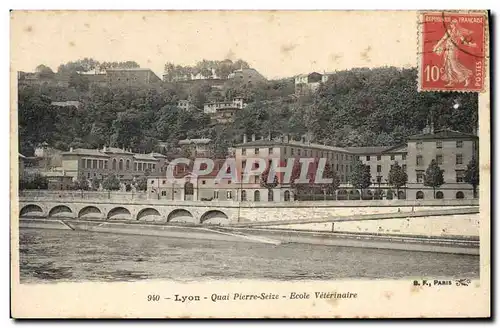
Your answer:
19;228;479;283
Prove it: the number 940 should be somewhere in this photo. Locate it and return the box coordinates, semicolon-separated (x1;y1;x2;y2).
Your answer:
147;294;160;301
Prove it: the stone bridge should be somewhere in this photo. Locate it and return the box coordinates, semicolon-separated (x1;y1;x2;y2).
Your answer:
17;191;480;230
18;198;242;225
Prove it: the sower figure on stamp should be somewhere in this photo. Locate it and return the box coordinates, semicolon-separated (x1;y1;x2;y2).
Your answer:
432;19;477;87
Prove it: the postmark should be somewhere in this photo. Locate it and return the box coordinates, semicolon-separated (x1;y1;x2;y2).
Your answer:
418;11;487;92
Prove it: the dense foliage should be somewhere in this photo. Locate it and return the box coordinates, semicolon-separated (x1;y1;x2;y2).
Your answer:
18;62;478;157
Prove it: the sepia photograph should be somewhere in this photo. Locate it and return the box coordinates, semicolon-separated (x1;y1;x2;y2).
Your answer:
10;9;490;318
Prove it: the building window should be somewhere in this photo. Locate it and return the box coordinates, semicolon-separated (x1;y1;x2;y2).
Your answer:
161;191;167;196
119;159;124;170
291;148;294;155
297;149;301;156
162;180;166;184
255;148;260;155
99;160;103;169
126;160;130;170
92;159;97;169
355;155;359;160
376;165;381;173
416;191;424;199
148;163;152;170
366;156;370;161
457;141;463;148
268;147;274;154
151;180;155;184
402;154;407;160
336;164;339;171
241;190;247;201
436;191;444;199
254;176;260;184
268;190;274;201
416;170;425;183
202;180;206;185
456;170;465;183
456;191;465;199
105;161;108;169
284;190;290;201
138;163;143;171
376;176;382;183
436;154;443;165
377;155;381;161
87;172;91;178
242;148;246;155
214;191;219;199
416;141;423;150
242;160;247;172
81;159;86;168
390;155;395;160
112;159;117;170
152;164;156;170
227;191;232;199
254;190;260;202
283;147;287;155
402;164;407;172
86;159;92;168
456;154;463;165
416;155;423;166
436;141;442;149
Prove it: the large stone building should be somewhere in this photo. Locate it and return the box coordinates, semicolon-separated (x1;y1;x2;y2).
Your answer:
61;146;169;182
203;98;247;123
227;68;267;85
294;71;335;95
105;68;162;86
146;128;479;202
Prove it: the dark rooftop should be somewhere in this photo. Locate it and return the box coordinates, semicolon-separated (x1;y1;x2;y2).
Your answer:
407;129;478;141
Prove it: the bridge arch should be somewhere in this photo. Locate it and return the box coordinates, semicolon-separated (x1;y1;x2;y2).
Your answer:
107;207;132;220
78;206;102;219
48;205;73;218
200;210;229;225
137;208;162;221
19;204;44;217
167;209;196;224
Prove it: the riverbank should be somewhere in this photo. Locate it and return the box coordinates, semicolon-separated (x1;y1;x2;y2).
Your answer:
19;217;479;255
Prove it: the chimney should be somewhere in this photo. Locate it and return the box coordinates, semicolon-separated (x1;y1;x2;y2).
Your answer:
280;135;284;143
284;134;289;143
243;134;247;143
103;146;107;152
251;134;256;142
430;122;435;134
268;131;271;141
69;147;73;152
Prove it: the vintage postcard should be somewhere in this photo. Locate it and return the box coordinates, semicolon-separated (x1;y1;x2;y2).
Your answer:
10;10;490;318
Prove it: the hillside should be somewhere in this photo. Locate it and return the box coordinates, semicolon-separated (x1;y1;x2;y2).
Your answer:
17;65;478;157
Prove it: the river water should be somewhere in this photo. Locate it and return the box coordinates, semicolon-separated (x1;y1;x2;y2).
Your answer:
19;228;479;284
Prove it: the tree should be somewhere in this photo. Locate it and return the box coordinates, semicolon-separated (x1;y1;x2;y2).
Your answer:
348;159;372;199
318;164;341;200
91;178;101;191
102;174;120;191
388;161;408;199
424;159;445;199
75;175;90;190
464;157;479;198
260;166;279;190
136;177;148;191
125;183;132;192
35;64;55;79
20;173;48;190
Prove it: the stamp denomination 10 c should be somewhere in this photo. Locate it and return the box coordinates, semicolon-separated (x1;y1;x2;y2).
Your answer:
419;11;487;93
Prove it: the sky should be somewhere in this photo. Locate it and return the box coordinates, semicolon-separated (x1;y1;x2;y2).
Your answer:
11;10;418;79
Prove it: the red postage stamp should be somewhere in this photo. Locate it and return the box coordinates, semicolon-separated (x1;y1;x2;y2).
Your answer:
419;11;487;92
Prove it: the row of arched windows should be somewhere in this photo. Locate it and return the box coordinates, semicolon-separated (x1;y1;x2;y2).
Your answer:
416;191;465;199
82;158;155;172
239;190;292;202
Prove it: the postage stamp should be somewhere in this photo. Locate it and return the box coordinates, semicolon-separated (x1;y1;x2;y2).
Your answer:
418;11;488;92
10;10;490;319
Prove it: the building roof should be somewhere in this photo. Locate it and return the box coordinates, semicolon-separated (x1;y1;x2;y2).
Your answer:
61;148;110;157
106;68;154;72
178;138;211;145
407;129;478;141
103;147;134;154
133;154;160;161
235;139;350;153
345;146;394;155
149;152;168;158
